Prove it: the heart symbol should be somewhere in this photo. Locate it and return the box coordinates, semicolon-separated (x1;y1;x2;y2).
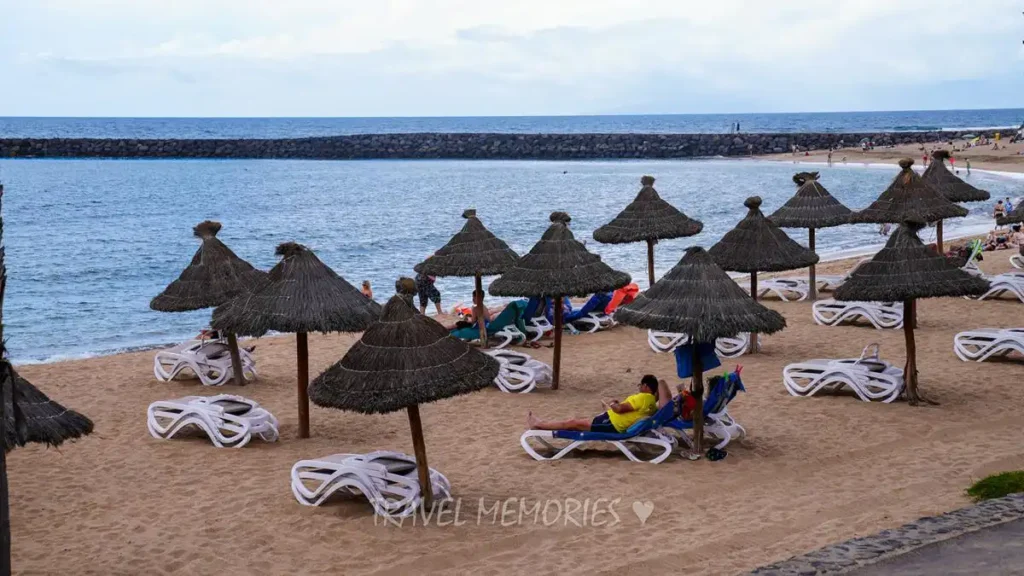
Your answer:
632;500;654;525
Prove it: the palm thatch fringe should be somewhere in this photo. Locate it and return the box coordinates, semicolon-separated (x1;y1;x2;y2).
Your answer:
769;172;852;229
834;222;990;302
308;295;499;414
615;247;786;342
212;242;381;336
921;151;990;203
851;158;968;224
708;197;819;273
593;176;703;243
489;212;631;298
415;209;519;277
150;221;268;312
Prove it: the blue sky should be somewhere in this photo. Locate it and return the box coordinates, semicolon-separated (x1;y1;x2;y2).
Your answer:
1;0;1022;117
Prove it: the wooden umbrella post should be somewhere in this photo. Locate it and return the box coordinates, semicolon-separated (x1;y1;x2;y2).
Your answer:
0;366;10;576
552;295;563;390
407;405;434;511
808;227;817;301
646;239;656;288
226;332;246;386
748;272;759;354
296;331;310;438
690;343;705;456
903;299;919;405
474;274;488;347
936;219;944;256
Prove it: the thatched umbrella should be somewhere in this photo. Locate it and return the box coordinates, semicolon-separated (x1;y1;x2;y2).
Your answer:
415;209;519;346
0;185;93;576
150;221;268;386
615;246;784;454
921;151;990;253
852;158;968;226
834;222;989;405
308;293;498;510
708;196;818;352
212;242;382;438
593;175;704;287
489;212;630;389
769;172;852;300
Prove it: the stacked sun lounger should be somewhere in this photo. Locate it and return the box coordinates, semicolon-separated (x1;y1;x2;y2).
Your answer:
147;394;279;447
647;330;750;358
153;339;257;386
782;344;904;403
812;300;904;329
954;328;1024;362
485;349;553;393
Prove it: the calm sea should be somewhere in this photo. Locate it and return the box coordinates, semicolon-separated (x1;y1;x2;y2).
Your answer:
1;109;1022;139
0;157;1015;363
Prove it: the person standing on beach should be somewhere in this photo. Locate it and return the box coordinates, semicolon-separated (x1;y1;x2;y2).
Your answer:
827;150;833;166
1006;197;1015;213
415;272;443;315
966;158;971;174
994;199;1007;220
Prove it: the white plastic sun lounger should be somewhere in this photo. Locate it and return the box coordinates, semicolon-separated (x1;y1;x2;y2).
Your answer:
782;343;905;403
486;349;553;393
524;316;553;342
954;328;1024;362
291;451;452;517
647;330;751;358
1012;253;1023;270
572;312;617;333
154;339;257;386
973;274;1024;303
788;257;871;292
741;278;809;301
520;403;677;464
147;394;279;448
812;300;903;329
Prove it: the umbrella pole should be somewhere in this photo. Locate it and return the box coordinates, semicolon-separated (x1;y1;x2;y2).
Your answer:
552;295;563;390
690;343;705;456
475;274;488;347
407;405;434;511
808;227;817;301
936;219;944;255
0;367;10;576
297;332;310;438
903;299;935;406
748;272;758;354
646;239;656;288
227;332;246;387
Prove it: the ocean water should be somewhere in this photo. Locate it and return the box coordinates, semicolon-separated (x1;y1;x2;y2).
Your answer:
0;157;1015;364
1;109;1022;139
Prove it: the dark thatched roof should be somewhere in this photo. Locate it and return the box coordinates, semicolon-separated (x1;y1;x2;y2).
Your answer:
308;295;499;414
851;158;969;224
592;176;704;244
834;222;990;302
614;247;786;342
489;212;631;298
921;151;990;203
211;242;382;337
707;197;820;273
414;209;519;277
997;202;1024;226
0;188;93;452
768;172;852;229
150;221;269;312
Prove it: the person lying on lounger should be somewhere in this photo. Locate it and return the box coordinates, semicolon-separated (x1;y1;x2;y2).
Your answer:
526;375;666;433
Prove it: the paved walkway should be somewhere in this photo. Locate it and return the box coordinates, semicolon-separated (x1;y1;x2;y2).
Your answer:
848;519;1024;575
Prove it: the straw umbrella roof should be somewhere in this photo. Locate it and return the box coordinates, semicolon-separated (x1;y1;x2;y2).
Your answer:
414;209;519;277
211;242;382;337
592;176;704;243
851;158;968;224
150;221;268;312
308;294;499;414
769;172;852;229
708;197;820;273
489;212;631;298
998;202;1024;226
921;151;990;203
834;222;990;302
614;247;786;343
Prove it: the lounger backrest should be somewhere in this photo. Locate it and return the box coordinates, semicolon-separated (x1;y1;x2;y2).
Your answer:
523;298;542;319
703;372;744;415
487;303;522;334
625;402;677;435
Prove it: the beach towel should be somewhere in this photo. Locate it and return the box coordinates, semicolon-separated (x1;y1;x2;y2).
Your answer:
605;284;640;314
450;300;527;340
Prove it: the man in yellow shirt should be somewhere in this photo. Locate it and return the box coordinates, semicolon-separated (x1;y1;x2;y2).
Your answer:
526;375;660;433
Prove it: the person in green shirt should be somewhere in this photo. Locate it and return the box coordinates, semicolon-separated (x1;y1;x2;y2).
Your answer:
527;375;662;433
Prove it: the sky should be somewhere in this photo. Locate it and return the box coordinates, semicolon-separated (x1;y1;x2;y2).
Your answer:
1;0;1023;117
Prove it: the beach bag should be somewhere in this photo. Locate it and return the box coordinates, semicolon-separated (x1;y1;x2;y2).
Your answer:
673;343;721;379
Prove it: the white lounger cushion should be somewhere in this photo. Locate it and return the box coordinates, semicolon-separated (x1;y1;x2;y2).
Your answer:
783;344;905;403
486;349;553;393
154;339;257;386
954;328;1024;362
647;330;751;358
812;300;903;329
291;451;451;517
147;394;279;448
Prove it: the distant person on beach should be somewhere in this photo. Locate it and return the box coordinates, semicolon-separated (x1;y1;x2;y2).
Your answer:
922;153;928;166
361;280;373;301
879;223;892;236
966;158;971;174
1006;197;1015;213
994;200;1007;220
1009;225;1024;248
415;272;443;315
827;150;833;166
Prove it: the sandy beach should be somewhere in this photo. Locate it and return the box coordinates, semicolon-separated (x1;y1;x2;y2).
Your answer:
6;248;1022;575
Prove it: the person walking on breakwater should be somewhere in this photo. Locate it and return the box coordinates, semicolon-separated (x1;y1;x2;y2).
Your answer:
415;271;443;315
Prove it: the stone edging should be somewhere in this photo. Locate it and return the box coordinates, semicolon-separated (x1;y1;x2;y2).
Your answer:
747;493;1024;575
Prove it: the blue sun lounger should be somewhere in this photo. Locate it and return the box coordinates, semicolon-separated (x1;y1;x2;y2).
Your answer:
565;293;615;332
662;371;746;450
520;402;678;464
